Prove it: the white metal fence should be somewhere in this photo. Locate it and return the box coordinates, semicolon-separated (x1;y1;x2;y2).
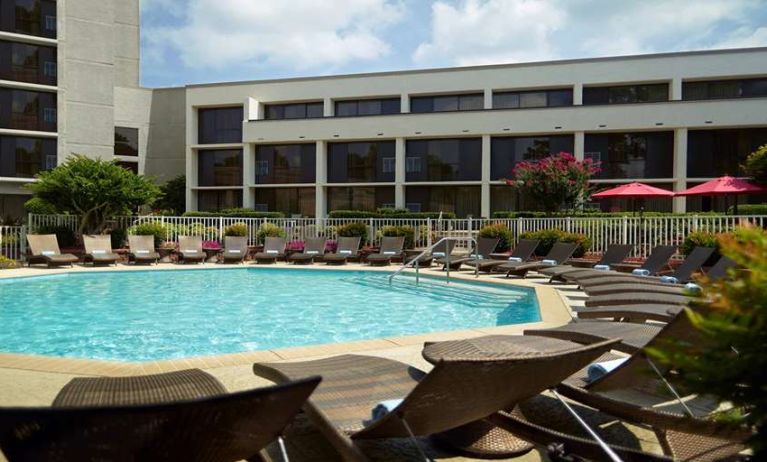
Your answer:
21;213;767;261
0;226;26;261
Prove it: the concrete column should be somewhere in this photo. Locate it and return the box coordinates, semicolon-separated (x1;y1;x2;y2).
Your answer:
315;140;327;217
573;83;583;105
395;137;406;208
400;93;409;113
185;147;196;211
483;89;493;109
574;131;585;161
242;143;254;208
245;97;261;120
323;98;334;117
673;128;688;212
670;78;683;101
481;135;491;218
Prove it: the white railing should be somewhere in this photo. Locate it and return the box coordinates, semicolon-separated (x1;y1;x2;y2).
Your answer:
25;213;767;260
0;226;26;261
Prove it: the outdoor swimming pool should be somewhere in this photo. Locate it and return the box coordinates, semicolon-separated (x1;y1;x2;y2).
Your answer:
0;268;540;361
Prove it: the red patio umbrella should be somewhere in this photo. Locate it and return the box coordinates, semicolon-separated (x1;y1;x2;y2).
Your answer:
591;182;675;215
675;176;767;214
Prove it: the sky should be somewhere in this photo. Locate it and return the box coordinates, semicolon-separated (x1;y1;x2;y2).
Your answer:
140;0;767;88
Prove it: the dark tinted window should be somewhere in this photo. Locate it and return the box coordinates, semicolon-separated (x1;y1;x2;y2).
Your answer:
334;97;400;117
253;188;315;217
405;138;481;181
198;107;243;144
584;132;673;179
327;141;395;183
327;186;395;211
265;102;323;120
491;135;574;180
0;0;56;38
410;93;484;113
405;186;481;217
198;149;243;186
583;83;668;105
255;144;316;184
0;135;56;178
0;40;56;85
0;88;56;132
197;190;242;212
683;78;767;100
687;128;767;178
493;89;573;109
114;127;138;157
490;184;541;213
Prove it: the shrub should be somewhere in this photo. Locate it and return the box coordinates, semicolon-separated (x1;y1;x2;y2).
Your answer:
336;222;369;244
680;231;719;256
729;203;767;215
478;223;514;252
743;144;767;184
519;228;591;258
0;255;18;269
378;225;416;249
224;222;248;237
128;222;168;247
256;222;286;244
109;228;128;249
24;196;58;215
328;210;457;219
35;225;77;248
154;175;186;215
183;210;284;218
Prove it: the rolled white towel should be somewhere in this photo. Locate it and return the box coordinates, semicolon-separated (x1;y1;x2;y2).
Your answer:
182;249;197;254
371;398;404;421
632;268;651;276
92;250;106;255
432;251;446;258
684;282;702;295
306;250;319;255
228;249;241;253
339;250;352;255
41;250;55;256
507;256;522;262
266;249;278;255
593;264;611;271
541;259;557;266
660;275;679;284
136;250;150;254
383;251;396;255
587;358;628;382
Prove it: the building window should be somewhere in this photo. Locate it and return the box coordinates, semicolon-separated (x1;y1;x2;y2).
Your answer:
687;128;767;178
583;83;669;105
198;149;243;186
405;138;481;182
198;106;243;144
1;0;57;38
253;187;315;217
0;40;57;86
114;127;139;157
683;78;767;100
584;132;673;179
264;101;323;120
334;97;400;117
410;93;484;113
327;141;395;183
0;135;57;178
0;88;57;132
197;190;242;212
493;89;573;109
327;186;394;212
254;143;316;184
491;135;574;180
405;186;481;217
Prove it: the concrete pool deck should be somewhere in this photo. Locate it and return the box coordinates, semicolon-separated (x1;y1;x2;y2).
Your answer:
0;262;663;461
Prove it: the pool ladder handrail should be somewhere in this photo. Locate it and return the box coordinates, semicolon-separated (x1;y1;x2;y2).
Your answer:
388;236;479;286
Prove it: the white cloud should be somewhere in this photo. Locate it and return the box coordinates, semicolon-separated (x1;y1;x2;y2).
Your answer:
143;0;405;71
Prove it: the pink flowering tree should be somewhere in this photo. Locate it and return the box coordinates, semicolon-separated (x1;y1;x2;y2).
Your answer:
509;152;600;214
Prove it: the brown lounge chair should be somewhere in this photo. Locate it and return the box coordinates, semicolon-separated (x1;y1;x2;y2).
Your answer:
177;235;206;264
288;237;326;265
82;234;120;266
0;368;320;462
463;238;540;273
495;241;578;278
127;235;160;264
366;236;405;266
538;243;634;282
405;238;457;268
254;236;287;264
252;340;617;461
26;234;79;267
562;244;678;285
437;237;499;271
323;236;362;265
221;236;248;263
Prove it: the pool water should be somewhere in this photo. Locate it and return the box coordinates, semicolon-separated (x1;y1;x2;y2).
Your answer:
0;268;539;361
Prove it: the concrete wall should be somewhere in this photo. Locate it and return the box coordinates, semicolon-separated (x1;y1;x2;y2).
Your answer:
145;87;187;183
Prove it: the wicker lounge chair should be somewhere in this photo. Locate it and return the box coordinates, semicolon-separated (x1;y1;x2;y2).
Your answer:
288;237;326;264
526;320;662;354
562;244;678;284
221;235;248;263
177;236;206;264
495;242;578;278
405;239;457;268
254;237;287;264
437;237;499;271
366;236;405;266
577;304;684;323
26;234;79;267
538;244;634;282
127;235;160;264
0;368;320;461
252;339;618;461
585;290;691;307
463;239;540;273
323;236;362;265
82;234;120;266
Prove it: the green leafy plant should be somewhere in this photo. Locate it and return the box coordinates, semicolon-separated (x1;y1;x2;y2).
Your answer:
256;223;286;244
34;225;77;248
743;144;767;184
24;196;59;215
328;210;457;219
728;203;767;215
183;210;284;218
378;225;416;249
680;231;720;256
109;228;128;249
25;156;160;234
0;255;19;269
336;222;369;244
479;223;514;252
153;175;186;215
224;223;248;237
519;228;591;258
128;222;168;247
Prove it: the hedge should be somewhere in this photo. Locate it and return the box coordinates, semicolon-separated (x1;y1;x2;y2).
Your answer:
183;209;285;218
336;222;368;243
328;209;457;219
728;204;767;215
478;223;513;252
493;210;726;218
378;225;416;249
518;229;592;258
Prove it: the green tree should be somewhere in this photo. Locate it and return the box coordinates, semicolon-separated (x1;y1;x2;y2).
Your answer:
154;175;186;214
743;144;767;184
26;156;160;235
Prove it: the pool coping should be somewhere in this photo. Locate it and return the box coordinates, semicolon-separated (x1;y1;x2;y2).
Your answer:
0;262;573;376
